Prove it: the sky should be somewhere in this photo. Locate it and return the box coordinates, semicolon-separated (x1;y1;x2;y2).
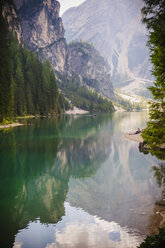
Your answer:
58;0;86;15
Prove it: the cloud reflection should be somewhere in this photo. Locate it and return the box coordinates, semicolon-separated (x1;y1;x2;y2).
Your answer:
14;203;143;248
46;203;142;248
13;242;22;248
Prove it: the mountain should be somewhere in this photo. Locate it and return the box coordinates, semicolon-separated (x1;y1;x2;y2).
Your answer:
14;0;67;72
0;114;112;247
12;0;114;100
62;0;153;97
65;41;114;99
2;0;23;43
0;0;70;120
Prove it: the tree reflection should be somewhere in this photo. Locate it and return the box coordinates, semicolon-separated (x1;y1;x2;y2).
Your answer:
153;164;165;188
147;163;165;235
0;114;112;247
139;142;165;160
152;163;165;206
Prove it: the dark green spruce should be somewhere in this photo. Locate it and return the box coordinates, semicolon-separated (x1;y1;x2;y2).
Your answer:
138;1;165;247
0;0;115;123
0;11;69;122
138;228;165;248
58;77;114;113
141;0;165;148
0;6;14;122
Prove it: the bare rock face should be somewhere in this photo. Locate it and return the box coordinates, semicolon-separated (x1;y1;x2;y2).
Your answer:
40;38;67;72
62;0;153;97
16;0;66;72
2;0;23;44
66;42;114;99
13;0;27;9
19;0;64;49
12;0;114;98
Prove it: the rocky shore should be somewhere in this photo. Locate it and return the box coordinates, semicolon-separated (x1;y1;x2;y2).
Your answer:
124;133;144;143
0;123;24;129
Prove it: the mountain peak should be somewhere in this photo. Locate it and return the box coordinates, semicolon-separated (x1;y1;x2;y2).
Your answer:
62;0;153;97
17;0;64;50
10;0;114;98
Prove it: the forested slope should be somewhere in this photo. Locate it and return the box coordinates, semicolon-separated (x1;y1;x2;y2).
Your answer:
0;8;69;123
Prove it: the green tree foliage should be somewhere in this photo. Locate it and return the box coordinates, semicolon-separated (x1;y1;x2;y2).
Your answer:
138;228;165;248
0;11;69;121
141;0;165;148
60;79;114;113
0;7;14;122
10;35;62;116
114;94;134;111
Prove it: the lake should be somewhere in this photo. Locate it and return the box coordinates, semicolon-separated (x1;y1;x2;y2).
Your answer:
0;112;163;248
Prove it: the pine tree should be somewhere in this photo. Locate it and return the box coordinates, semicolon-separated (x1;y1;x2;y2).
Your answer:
14;64;25;115
1;1;67;119
142;0;165;148
0;6;14;122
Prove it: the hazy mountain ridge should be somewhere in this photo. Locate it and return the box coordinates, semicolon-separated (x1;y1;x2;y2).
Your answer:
9;0;114;99
62;0;153;97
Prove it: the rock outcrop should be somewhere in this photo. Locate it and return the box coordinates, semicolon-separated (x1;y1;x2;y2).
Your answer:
2;0;23;44
65;42;114;99
3;0;114;99
18;0;64;50
16;0;67;72
13;0;114;99
62;0;153;97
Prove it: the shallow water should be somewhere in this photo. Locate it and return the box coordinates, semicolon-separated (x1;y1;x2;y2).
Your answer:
0;112;163;248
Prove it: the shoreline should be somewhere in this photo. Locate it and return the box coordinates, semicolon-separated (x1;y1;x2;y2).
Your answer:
124;133;144;143
125;131;165;234
125;133;165;149
66;106;89;115
0;123;24;129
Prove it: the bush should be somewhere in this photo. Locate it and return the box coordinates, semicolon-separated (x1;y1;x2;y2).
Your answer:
138;228;165;248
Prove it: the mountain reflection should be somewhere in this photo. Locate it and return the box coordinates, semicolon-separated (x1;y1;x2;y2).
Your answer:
0;112;163;248
67;112;161;234
0;114;112;248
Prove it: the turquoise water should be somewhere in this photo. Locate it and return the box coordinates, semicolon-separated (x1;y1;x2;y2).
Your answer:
0;112;162;248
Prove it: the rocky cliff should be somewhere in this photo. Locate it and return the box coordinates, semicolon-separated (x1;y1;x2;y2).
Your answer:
12;0;114;99
2;0;23;43
62;0;153;97
65;41;114;98
2;0;114;100
15;0;67;72
19;0;64;49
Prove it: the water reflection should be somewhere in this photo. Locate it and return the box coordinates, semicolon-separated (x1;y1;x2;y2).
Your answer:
67;112;161;233
13;203;143;248
0;119;62;248
153;163;165;189
0;112;163;248
139;144;165;160
146;162;165;234
0;114;112;247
